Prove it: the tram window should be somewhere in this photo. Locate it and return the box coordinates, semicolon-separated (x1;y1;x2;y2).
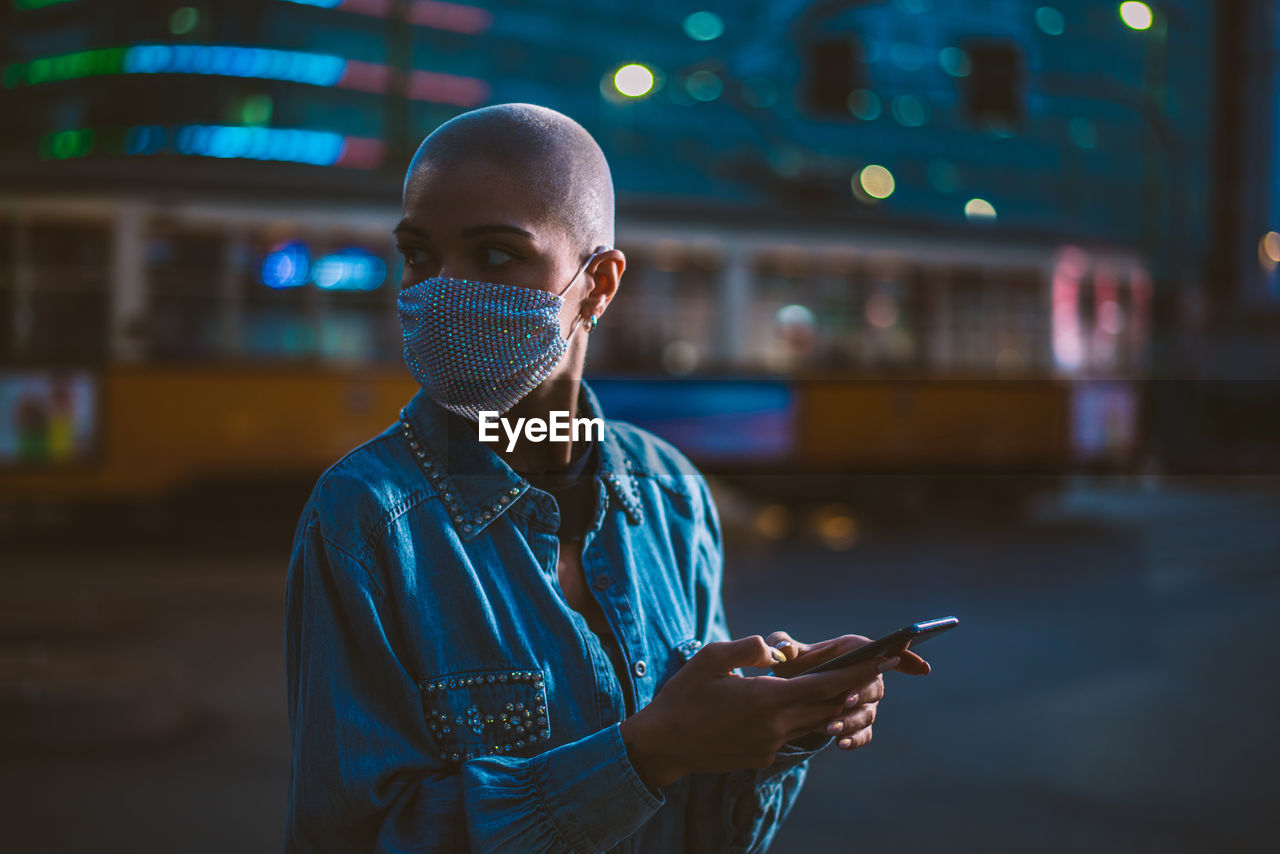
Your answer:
244;239;319;361
801;37;867;118
148;228;229;362
320;249;400;364
963;40;1024;128
949;268;986;371
20;223;111;364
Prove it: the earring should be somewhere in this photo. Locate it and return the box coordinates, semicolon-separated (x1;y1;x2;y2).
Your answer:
585;314;598;332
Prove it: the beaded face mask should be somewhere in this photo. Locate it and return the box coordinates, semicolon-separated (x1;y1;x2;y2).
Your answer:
398;247;610;422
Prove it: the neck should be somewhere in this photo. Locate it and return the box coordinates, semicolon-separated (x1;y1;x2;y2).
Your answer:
491;375;582;472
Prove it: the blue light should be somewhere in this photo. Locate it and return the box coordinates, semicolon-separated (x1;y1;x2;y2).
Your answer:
123;44;345;87
124;125;167;155
175;125;345;165
278;0;345;7
313;248;386;290
261;242;311;289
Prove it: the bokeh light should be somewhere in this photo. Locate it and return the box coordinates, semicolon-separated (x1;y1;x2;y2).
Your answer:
891;94;928;127
856;164;896;201
169;7;198;36
938;47;971;77
1261;231;1280;271
865;291;899;328
1119;1;1154;30
312;249;386;291
847;89;882;120
682;11;724;41
261;241;311;289
754;504;792;540
1035;6;1066;35
813;504;859;551
685;69;722;102
965;198;998;221
613;63;655;97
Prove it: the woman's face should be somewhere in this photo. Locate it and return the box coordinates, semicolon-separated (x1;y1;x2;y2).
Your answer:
395;156;586;299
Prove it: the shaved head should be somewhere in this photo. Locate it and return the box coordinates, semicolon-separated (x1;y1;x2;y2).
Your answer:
404;103;615;250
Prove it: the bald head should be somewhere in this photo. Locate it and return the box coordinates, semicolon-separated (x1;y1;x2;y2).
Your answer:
404;103;615;250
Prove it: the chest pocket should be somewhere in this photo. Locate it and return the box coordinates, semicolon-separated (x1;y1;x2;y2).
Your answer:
419;667;550;763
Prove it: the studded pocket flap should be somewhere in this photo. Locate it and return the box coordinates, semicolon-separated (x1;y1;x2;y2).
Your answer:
673;637;704;662
419;667;550;764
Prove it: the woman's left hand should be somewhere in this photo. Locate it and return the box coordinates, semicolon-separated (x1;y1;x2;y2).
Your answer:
764;630;930;752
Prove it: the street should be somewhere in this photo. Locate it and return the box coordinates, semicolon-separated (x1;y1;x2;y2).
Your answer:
2;478;1277;853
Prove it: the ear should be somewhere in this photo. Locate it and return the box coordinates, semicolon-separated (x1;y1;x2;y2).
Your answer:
580;248;624;323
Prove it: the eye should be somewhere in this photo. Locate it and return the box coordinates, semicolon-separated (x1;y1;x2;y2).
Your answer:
480;246;517;266
398;245;432;266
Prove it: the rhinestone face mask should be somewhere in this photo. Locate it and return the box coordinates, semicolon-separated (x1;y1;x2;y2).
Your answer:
398;247;609;422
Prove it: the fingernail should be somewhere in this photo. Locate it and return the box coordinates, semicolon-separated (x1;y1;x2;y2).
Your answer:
839;737;852;748
827;720;844;734
878;656;901;673
769;648;787;663
844;692;859;707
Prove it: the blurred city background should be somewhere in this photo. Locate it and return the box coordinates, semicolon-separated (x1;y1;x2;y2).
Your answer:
1;1;1278;852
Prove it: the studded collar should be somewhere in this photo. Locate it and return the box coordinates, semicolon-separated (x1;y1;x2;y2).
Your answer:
398;379;645;540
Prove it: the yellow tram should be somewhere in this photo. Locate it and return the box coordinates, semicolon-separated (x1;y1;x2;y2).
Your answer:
1;195;1148;510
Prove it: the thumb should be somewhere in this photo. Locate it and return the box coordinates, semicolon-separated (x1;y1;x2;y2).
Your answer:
763;630;810;663
695;635;781;675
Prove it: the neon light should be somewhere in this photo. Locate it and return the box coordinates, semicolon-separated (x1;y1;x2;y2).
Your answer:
5;47;126;87
262;242;311;289
125;44;346;86
313;249;386;290
13;0;79;10
277;0;493;34
407;69;489;107
7;45;487;106
115;123;384;169
408;1;492;34
124;125;167;155
39;128;93;160
175;125;346;165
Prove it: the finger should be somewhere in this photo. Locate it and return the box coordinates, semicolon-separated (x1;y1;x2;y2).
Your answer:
763;630;806;662
895;649;931;675
836;726;874;751
696;635;786;673
824;702;877;737
783;655;899;704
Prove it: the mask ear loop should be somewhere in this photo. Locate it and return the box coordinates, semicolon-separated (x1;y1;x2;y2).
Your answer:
561;245;611;338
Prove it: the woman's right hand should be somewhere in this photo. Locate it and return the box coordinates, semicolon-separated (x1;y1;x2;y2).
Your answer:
618;635;895;789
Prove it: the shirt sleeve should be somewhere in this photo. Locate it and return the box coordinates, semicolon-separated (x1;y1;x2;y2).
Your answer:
284;508;665;854
680;475;833;853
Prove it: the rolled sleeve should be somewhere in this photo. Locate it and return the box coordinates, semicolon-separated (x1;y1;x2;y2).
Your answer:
525;722;666;851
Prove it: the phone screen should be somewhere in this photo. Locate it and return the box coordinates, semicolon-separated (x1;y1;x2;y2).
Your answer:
791;617;959;677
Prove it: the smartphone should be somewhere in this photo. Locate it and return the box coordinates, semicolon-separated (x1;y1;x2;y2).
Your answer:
791;617;959;677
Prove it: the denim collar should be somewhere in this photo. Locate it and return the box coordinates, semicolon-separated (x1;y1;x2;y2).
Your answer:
398;379;644;541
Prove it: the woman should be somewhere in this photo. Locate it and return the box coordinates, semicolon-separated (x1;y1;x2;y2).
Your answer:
284;103;928;853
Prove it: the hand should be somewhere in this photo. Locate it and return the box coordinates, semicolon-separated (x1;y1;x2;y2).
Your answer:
619;635;895;788
765;630;930;752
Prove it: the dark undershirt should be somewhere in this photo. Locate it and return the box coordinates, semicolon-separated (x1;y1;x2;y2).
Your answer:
519;439;599;542
518;441;632;715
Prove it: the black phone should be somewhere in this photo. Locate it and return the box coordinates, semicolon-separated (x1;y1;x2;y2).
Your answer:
790;617;959;677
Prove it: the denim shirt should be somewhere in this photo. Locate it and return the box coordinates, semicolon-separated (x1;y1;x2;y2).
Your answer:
284;379;833;853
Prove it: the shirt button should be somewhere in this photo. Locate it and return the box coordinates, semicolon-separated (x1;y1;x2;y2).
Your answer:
593;575;612;590
633;660;647;677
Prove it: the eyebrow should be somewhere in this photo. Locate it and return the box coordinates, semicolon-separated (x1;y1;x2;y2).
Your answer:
393;220;535;240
